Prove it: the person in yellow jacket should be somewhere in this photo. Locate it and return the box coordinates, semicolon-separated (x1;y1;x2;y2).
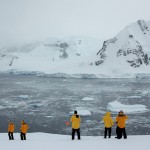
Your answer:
116;110;128;139
8;121;15;140
102;112;114;138
20;120;29;140
70;110;81;140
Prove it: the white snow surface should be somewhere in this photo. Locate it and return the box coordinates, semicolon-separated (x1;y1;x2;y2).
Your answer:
107;100;147;113
0;133;150;150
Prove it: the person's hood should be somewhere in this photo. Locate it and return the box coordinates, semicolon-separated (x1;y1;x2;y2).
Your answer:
105;112;111;116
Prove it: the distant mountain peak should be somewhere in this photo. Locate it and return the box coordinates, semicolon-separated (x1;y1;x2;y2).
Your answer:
137;19;149;33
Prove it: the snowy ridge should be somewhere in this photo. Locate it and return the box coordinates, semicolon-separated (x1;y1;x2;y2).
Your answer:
2;69;150;79
95;20;150;76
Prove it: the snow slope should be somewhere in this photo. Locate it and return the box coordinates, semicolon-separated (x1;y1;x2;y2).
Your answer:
0;37;103;75
0;133;150;150
95;20;150;76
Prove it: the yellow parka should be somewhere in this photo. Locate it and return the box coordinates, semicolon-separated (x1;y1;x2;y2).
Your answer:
116;115;128;128
20;122;29;134
102;112;114;128
8;123;15;132
70;114;81;129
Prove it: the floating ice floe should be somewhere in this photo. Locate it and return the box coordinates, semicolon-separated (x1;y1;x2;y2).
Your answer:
82;97;94;101
18;95;29;99
107;100;147;114
0;133;150;150
69;109;91;116
142;90;150;96
127;96;141;99
45;116;53;118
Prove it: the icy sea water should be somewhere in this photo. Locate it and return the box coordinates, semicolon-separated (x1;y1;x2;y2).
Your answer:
0;73;150;136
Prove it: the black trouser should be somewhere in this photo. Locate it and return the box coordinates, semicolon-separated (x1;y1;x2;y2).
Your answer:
117;127;127;139
20;132;26;140
8;132;14;140
72;128;80;140
116;126;119;137
104;127;111;138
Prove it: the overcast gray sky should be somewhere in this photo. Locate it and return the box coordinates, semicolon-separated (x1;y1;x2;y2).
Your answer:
0;0;150;45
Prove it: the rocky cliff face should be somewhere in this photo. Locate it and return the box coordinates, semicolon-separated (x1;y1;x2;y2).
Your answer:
95;20;150;68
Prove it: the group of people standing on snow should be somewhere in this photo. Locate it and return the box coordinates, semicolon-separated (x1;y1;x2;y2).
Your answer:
103;110;128;139
70;110;128;140
7;110;127;141
8;120;29;140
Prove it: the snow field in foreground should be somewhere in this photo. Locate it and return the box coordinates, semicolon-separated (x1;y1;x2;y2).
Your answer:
0;133;150;150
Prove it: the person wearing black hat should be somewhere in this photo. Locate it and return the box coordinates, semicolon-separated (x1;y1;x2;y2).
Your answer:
20;120;29;140
70;110;81;140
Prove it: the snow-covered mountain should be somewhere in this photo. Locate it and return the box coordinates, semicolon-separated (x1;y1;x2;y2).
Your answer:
0;36;102;74
0;20;150;77
95;20;150;76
